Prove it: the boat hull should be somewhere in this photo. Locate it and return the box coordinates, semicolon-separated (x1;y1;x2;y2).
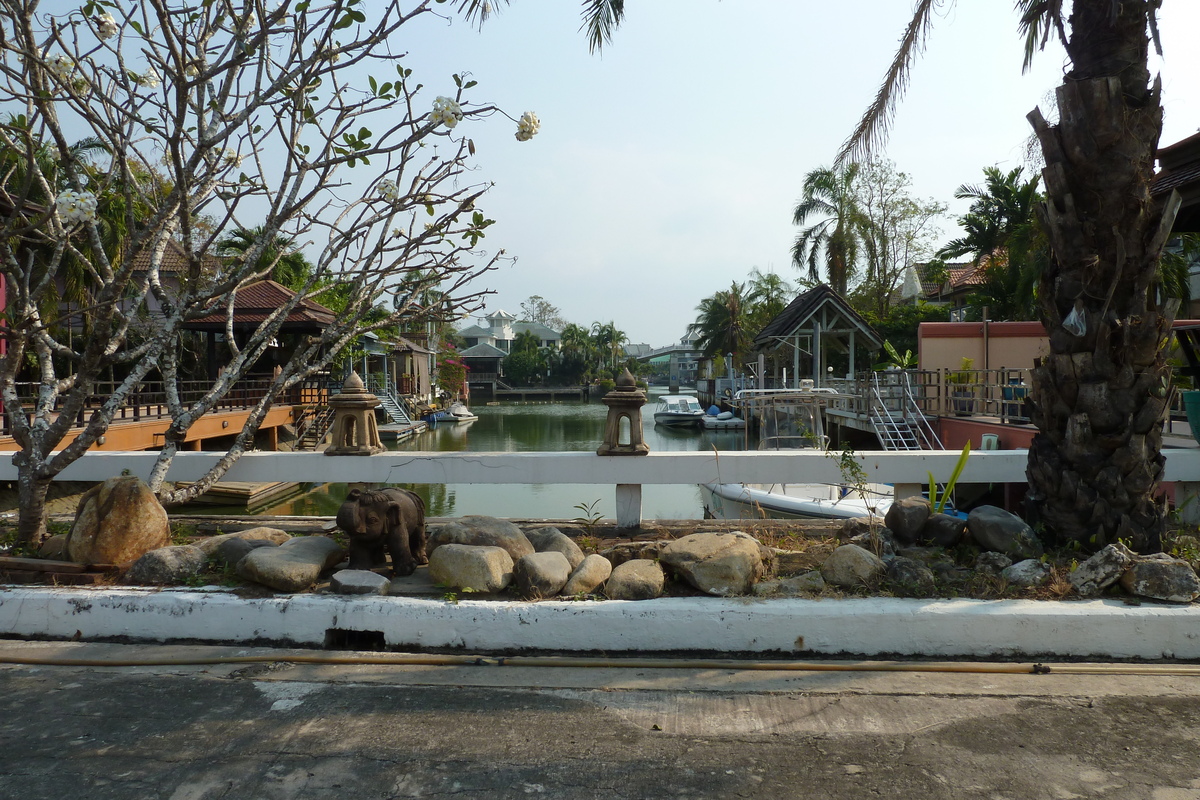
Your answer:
653;412;703;428
701;482;892;521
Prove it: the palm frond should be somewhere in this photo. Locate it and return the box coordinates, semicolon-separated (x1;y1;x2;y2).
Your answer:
1015;0;1067;73
836;0;941;166
579;0;625;54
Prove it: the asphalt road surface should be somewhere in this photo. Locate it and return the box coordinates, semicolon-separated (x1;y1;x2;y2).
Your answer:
2;641;1199;799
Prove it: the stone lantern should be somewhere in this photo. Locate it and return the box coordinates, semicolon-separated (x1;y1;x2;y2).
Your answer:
324;371;385;456
597;368;649;456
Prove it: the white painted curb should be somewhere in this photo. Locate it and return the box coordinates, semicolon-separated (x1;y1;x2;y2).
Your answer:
2;587;1199;659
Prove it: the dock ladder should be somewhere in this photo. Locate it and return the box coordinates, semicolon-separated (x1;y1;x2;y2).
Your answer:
869;371;943;451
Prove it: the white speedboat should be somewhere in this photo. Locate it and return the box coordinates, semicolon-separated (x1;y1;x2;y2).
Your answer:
653;395;704;427
701;391;893;521
447;401;478;422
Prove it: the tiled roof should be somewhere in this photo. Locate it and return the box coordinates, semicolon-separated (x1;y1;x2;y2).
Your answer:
182;280;336;330
461;342;507;358
130;238;223;275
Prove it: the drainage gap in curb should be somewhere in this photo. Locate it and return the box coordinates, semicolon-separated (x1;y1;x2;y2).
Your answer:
324;628;386;651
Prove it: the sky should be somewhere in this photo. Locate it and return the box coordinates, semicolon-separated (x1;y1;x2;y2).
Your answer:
392;1;1200;347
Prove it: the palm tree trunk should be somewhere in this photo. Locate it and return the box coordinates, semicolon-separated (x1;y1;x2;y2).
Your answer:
1024;0;1174;552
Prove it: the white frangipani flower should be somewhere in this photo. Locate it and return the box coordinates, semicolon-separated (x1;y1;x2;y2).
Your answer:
45;53;74;82
134;67;161;88
94;11;119;41
184;62;200;79
378;179;399;201
514;111;539;142
431;96;463;129
221;149;243;168
55;189;98;225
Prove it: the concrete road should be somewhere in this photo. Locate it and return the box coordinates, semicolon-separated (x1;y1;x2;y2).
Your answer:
2;641;1199;799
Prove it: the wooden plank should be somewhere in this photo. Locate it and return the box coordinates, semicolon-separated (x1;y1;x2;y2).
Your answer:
0;570;106;585
0;556;86;574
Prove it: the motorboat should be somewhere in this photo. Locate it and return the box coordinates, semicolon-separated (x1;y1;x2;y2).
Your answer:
701;390;893;521
446;401;478;423
653;394;705;427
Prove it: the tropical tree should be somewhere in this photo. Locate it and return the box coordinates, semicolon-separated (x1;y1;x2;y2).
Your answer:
0;0;536;545
936;166;1045;320
689;282;750;369
518;295;567;330
791;164;862;296
840;0;1178;552
216;226;314;292
589;321;627;375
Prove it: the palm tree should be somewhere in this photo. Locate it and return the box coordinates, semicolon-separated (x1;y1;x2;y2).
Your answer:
689;282;749;369
216;226;313;291
937;166;1045;321
590;321;627;375
791;164;862;296
840;1;1174;552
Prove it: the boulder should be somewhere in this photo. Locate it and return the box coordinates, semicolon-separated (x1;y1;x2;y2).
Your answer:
524;527;585;570
427;516;534;562
659;532;765;596
427;544;513;593
605;559;664;600
513;551;572;598
598;540;667;568
1002;559;1052;587
975;551;1013;575
237;536;345;593
839;518;884;540
210;537;278;570
846;528;896;561
885;497;931;545
561;554;613;596
922;513;966;549
820;544;886;589
125;545;206;586
967;506;1043;559
65;476;170;564
885;557;936;592
1069;543;1136;597
330;569;391;595
1119;554;1200;603
195;527;292;557
753;571;825;597
37;534;68;561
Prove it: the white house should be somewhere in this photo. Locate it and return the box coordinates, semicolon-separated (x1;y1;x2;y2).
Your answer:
459;310;562;352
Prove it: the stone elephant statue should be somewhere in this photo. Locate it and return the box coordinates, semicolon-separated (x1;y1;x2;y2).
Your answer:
335;487;427;576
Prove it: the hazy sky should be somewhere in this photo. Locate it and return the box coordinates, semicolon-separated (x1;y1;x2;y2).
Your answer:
379;2;1200;346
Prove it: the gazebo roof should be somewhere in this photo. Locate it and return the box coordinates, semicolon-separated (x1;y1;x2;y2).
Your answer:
460;342;507;358
753;284;884;352
1153;131;1200;232
182;280;336;332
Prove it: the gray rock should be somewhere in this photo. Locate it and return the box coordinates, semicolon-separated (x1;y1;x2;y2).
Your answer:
330;569;391;595
967;505;1044;559
820;544;886;589
605;559;665;600
839;518;879;540
885;497;931;545
125;545;206;586
524;527;585;570
1002;559;1052;587
427;544;513;593
427;516;534;562
1069;543;1136;597
513;551;572;598
211;537;277;569
598;540;667;568
886;557;936;592
561;554;613;596
922;513;966;548
753;571;825;597
659;532;765;596
237;536;345;593
975;551;1013;575
195;527;292;556
37;534;68;561
66;476;170;565
846;528;896;561
1119;554;1200;603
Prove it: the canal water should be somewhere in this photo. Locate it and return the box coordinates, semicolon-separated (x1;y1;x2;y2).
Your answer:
202;389;755;520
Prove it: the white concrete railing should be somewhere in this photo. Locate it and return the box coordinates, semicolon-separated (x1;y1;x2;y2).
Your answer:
9;448;1200;526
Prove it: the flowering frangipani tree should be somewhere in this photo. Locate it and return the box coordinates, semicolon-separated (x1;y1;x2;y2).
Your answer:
0;0;538;544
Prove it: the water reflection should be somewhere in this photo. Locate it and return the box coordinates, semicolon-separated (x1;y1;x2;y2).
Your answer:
194;390;753;520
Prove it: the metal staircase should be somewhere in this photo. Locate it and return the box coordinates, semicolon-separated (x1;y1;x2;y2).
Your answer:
295;405;335;450
367;376;415;425
869;371;943;452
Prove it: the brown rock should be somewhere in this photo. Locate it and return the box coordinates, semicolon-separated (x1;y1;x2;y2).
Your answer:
65;477;170;564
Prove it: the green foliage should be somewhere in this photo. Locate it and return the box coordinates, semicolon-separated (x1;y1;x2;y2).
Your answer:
572;499;604;536
874;340;916;370
926;441;971;514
